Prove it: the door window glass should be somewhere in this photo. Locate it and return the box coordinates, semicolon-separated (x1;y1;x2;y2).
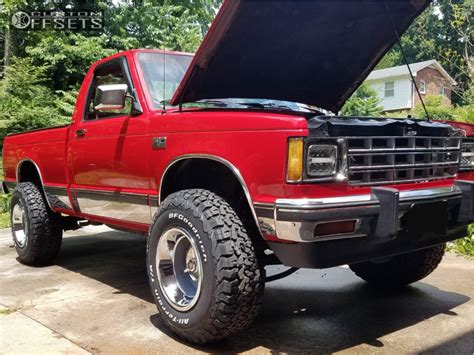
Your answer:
85;60;131;120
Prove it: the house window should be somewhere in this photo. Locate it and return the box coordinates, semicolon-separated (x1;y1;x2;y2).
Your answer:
419;80;426;94
384;81;394;97
439;86;445;96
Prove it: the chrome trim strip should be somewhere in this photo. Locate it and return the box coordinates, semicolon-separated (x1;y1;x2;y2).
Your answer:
44;185;73;211
253;202;274;210
150;195;159;218
275;186;459;209
160;154;262;237
73;188;151;224
75;189;149;205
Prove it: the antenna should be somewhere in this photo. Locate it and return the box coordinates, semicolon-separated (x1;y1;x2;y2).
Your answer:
162;47;166;113
384;2;430;121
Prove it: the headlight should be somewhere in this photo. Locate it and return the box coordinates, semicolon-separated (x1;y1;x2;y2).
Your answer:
286;138;347;183
460;140;474;171
307;144;338;177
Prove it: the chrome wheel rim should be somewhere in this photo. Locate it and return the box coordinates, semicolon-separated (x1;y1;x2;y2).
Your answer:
156;227;203;311
12;203;28;248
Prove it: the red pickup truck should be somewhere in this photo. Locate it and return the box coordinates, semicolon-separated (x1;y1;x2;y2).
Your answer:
2;0;473;344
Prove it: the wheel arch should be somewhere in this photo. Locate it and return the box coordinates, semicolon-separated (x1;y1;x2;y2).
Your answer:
159;155;263;240
16;159;45;187
15;159;54;210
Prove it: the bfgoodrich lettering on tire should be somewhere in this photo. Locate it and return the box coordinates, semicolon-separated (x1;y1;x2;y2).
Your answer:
147;189;264;344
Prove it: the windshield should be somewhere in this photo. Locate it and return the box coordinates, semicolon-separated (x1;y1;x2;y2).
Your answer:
137;52;326;115
137;52;193;109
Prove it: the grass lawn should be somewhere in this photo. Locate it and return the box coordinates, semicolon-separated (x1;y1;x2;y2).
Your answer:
0;213;9;229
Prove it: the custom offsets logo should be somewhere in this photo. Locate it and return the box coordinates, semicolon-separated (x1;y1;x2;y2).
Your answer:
12;10;103;30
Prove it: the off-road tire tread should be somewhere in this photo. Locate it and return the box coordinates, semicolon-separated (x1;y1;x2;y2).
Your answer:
11;182;62;265
349;244;445;288
148;189;264;343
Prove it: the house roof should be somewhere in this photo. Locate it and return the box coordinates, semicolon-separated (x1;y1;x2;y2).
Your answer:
366;59;456;85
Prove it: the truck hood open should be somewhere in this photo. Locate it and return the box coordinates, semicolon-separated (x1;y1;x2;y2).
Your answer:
171;0;430;112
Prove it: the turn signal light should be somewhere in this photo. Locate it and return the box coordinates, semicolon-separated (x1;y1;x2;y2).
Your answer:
314;220;357;238
287;138;304;182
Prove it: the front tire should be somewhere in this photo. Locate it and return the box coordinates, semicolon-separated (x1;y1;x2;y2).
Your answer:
10;182;63;265
349;244;445;289
147;189;264;344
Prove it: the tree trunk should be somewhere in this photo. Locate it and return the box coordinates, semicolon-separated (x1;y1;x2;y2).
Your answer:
4;25;11;69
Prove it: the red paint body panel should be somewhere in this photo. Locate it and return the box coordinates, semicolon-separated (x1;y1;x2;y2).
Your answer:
3;126;70;186
1;49;468;232
438;120;474;137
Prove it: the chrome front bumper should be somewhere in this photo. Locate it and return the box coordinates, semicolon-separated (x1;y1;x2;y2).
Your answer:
255;180;474;243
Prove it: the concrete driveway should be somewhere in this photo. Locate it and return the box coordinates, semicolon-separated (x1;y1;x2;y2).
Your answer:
1;225;473;354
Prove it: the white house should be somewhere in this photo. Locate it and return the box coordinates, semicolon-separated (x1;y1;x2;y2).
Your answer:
365;60;456;112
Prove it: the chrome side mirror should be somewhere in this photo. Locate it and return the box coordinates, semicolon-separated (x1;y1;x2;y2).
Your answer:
94;84;128;111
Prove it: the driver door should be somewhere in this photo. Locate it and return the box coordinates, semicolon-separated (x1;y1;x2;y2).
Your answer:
68;56;151;225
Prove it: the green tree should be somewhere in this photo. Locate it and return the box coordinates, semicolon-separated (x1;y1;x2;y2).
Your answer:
25;33;115;90
378;0;473;104
105;1;205;52
341;83;384;117
0;58;70;146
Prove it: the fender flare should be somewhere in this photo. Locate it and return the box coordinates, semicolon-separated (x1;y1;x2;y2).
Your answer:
159;154;263;237
16;158;55;211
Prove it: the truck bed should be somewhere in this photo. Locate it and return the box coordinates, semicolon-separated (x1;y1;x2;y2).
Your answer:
2;125;70;187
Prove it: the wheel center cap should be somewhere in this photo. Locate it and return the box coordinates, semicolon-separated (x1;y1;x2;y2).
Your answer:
187;259;196;273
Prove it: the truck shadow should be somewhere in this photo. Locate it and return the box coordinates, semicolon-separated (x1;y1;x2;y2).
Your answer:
55;230;470;353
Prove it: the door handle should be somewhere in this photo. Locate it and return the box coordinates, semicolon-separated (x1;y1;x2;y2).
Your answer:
75;129;87;137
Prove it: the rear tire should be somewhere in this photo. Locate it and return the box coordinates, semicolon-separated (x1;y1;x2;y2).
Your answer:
10;182;63;265
349;244;445;289
147;189;264;344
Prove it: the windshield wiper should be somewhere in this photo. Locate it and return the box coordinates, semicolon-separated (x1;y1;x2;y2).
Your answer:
188;99;323;114
237;101;321;114
194;99;232;108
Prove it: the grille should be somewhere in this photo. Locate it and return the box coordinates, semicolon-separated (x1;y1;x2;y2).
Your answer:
460;138;474;171
347;136;461;186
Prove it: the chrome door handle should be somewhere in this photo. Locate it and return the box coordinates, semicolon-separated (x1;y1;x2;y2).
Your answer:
75;129;87;137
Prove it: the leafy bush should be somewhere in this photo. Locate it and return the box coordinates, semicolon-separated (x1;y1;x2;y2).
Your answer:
0;193;10;214
413;95;474;123
448;225;474;258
